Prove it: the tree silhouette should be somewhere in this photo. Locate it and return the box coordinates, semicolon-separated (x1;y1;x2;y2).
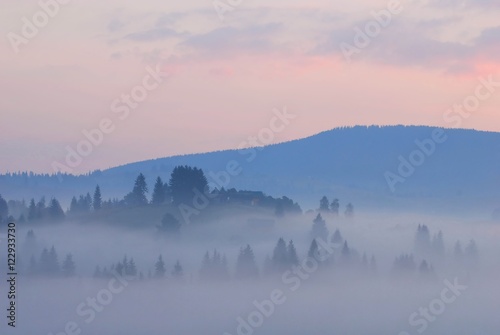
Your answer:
272;238;289;272
116;262;124;276
48;198;65;221
287;240;299;266
432;230;445;258
62;254;76;277
319;196;330;212
393;254;416;274
235;245;259;280
84;193;92;212
172;260;184;279
154;255;166;278
330;199;340;216
415;224;431;256
341;241;351;263
93;185;102;211
308;239;320;259
39;246;60;276
127;258;138;277
36;197;46;219
69;197;78;214
345;203;354;218
151;177;166;205
39;248;50;275
311;213;328;241
332;229;343;245
48;246;60;275
0;194;8;223
200;249;229;281
28;199;37;221
169;166;208;205
125;173;149;206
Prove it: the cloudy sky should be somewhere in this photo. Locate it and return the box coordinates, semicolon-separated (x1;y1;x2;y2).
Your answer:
1;0;499;174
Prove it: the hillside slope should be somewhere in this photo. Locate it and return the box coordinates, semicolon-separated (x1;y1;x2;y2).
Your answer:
2;125;500;215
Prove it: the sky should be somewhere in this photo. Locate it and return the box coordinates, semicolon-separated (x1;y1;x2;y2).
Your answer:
0;0;499;174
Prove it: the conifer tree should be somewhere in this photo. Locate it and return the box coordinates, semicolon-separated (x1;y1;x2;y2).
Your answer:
93;185;102;211
235;245;259;279
287;240;299;266
151;177;166;205
172;260;183;279
155;255;166;278
62;254;76;277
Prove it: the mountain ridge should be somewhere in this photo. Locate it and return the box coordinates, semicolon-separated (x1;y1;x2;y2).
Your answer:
2;125;499;215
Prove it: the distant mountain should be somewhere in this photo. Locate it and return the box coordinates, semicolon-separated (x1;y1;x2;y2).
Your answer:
2;126;500;216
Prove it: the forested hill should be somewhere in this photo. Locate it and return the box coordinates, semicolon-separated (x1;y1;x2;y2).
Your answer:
1;125;500;214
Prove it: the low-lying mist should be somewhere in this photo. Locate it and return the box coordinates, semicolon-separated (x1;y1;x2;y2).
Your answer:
2;210;499;335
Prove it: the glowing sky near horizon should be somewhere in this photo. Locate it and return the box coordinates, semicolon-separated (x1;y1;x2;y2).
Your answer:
0;0;499;174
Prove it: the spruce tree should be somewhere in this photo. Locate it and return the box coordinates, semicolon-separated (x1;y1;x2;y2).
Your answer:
48;198;65;220
0;194;8;223
345;203;354;218
287;240;299;266
169;166;208;205
84;193;93;212
48;246;60;275
235;245;259;280
62;254;76;277
311;213;328;241
172;260;183;279
39;248;50;275
272;238;289;272
319;196;330;212
127;258;138;277
69;197;78;214
154;255;166;278
308;239;319;259
36;197;46;219
28;199;37;221
330;199;340;216
151;177;166;205
93;185;102;211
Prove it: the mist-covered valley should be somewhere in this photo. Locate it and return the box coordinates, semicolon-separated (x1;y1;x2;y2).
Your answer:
3;0;500;333
1;166;499;335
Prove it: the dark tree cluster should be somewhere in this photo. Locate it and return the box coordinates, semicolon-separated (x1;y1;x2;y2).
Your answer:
93;254;184;282
311;213;328;241
200;250;229;281
69;193;93;215
213;188;302;216
269;238;299;273
235;245;259;280
0;194;9;223
27;245;75;277
94;255;137;279
391;225;481;278
318;196;353;218
169;166;208;205
3;165;305;230
23;196;65;222
197;235;377;283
